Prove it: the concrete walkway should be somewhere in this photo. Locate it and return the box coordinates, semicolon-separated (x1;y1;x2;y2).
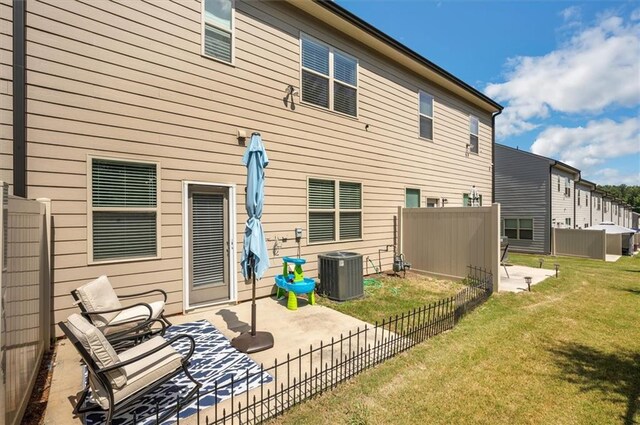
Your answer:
499;265;555;293
606;254;621;262
45;296;374;425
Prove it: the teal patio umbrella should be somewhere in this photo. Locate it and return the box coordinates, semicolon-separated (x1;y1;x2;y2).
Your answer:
232;133;274;353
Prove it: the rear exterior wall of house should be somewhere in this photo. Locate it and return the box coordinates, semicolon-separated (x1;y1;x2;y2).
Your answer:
550;168;575;229
494;145;549;254
574;183;591;229
16;0;496;324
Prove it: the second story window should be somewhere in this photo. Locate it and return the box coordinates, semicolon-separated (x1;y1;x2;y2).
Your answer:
577;190;581;206
203;0;234;63
469;116;479;154
301;35;358;117
419;91;434;140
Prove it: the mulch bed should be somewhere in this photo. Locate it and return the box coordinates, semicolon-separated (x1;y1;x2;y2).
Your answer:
21;344;57;425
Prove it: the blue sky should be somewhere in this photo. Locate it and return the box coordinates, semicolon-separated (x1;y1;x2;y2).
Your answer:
337;0;640;185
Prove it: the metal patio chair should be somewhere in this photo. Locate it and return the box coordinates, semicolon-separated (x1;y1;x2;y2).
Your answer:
71;275;172;342
59;313;201;424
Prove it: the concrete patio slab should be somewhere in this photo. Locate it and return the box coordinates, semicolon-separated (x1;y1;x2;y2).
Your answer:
499;265;554;293
606;254;621;262
44;296;375;425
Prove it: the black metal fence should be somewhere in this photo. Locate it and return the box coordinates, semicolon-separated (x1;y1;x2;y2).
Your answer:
137;266;493;425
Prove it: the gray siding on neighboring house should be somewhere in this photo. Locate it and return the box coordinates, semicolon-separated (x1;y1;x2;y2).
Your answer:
494;144;550;253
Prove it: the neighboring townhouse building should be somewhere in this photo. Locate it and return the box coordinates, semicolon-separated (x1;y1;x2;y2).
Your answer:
591;189;604;225
574;179;595;229
551;166;579;229
494;144;579;254
633;212;640;229
602;195;613;222
2;0;502;323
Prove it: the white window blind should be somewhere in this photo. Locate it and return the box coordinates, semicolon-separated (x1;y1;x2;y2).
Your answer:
308;179;362;243
419;92;434;140
203;0;233;63
192;193;225;287
301;35;357;117
469;116;479;154
91;159;159;262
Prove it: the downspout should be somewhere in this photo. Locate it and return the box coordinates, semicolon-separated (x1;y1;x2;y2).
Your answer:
491;109;502;203
548;162;556;254
13;0;27;197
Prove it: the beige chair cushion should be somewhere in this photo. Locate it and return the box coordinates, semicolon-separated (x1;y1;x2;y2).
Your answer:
76;276;122;327
66;314;127;389
90;336;182;409
109;300;165;326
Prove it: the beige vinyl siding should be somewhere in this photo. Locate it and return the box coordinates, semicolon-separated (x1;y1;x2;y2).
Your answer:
22;0;495;324
0;0;12;191
591;192;603;225
574;183;591;229
550;169;574;228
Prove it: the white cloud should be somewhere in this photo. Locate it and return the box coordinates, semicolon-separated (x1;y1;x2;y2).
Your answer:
631;8;640;21
531;117;640;173
486;13;640;139
560;6;581;22
588;168;640;185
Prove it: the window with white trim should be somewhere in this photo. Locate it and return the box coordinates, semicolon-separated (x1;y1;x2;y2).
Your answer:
469;116;479;154
419;91;434;140
463;193;483;207
564;177;570;197
577;190;581;206
202;0;234;63
502;218;533;240
426;198;439;208
89;158;160;262
405;188;421;208
308;179;362;243
565;217;571;226
301;35;358;117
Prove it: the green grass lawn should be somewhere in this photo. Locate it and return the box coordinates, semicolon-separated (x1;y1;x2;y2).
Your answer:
315;271;465;325
271;253;640;425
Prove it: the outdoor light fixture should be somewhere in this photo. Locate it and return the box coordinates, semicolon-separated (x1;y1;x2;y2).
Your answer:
525;276;532;291
538;258;544;268
554;263;560;278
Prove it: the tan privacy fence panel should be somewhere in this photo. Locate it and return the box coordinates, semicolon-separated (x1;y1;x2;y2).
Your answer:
606;234;622;256
551;228;606;260
0;183;52;425
398;204;500;291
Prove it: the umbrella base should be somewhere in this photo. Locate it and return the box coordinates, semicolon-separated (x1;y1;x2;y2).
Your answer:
231;331;274;354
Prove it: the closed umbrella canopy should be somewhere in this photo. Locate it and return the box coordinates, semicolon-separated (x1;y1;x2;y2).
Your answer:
241;133;270;279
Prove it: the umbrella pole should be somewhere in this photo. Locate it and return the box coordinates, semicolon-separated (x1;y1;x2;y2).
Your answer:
251;259;257;336
231;256;274;353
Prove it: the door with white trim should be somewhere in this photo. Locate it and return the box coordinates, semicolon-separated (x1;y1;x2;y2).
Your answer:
188;185;230;305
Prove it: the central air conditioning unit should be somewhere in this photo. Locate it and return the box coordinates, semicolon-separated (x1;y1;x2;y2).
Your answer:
317;251;363;301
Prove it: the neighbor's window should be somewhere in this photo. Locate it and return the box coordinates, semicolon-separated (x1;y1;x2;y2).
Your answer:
419;91;434;140
557;176;561;192
426;197;439;208
301;35;358;117
89;158;160;262
469;116;479;154
202;0;234;63
564;177;570;197
308;178;362;243
405;188;421;208
502;218;533;240
577;190;581;206
597;198;601;210
565;217;571;226
585;194;589;207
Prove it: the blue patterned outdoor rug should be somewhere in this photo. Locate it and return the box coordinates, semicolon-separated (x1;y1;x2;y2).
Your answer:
84;320;272;425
